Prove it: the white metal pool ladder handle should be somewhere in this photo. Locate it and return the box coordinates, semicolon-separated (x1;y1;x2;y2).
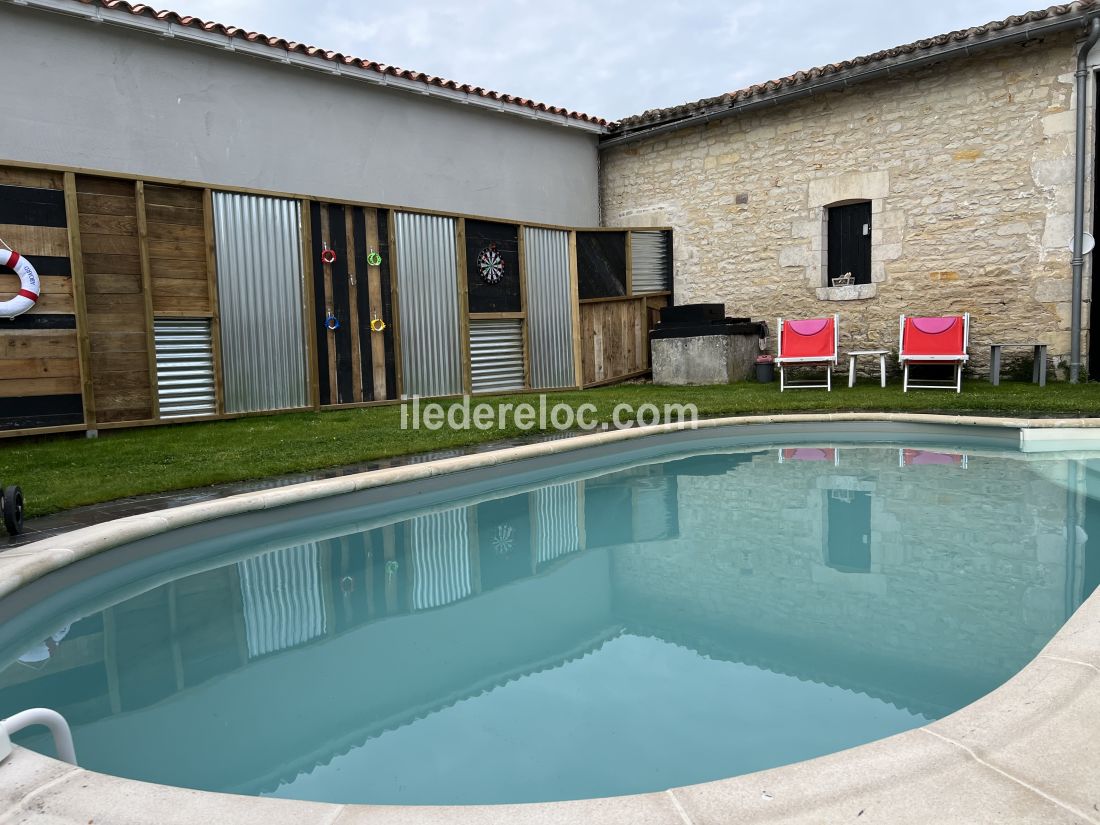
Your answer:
0;708;78;765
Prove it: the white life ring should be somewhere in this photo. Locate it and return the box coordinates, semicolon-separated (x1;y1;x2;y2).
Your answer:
0;250;41;319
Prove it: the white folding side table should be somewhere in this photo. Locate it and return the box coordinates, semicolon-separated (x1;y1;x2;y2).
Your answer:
847;350;889;388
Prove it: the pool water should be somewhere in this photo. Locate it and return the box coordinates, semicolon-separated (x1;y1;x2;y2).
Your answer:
2;440;1099;804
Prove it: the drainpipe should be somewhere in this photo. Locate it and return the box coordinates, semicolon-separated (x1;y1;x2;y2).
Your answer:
1071;17;1100;383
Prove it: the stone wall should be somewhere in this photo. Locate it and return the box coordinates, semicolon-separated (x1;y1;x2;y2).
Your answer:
600;34;1087;376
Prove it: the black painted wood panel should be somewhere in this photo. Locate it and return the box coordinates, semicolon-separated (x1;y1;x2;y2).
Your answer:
577;232;627;299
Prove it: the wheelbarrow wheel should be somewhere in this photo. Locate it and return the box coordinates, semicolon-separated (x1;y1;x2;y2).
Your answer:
2;485;23;536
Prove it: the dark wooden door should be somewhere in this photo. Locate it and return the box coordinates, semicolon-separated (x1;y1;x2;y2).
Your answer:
827;201;872;286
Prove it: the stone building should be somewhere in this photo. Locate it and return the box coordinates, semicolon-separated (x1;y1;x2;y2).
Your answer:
600;7;1100;377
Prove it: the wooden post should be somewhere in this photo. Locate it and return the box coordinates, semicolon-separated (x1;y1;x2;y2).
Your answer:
568;230;583;388
455;217;472;395
365;208;388;401
202;189;226;415
344;208;364;403
134;181;160;420
299;200;321;411
62;172;97;430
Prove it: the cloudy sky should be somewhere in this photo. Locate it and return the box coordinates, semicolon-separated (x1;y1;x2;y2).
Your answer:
174;1;1035;120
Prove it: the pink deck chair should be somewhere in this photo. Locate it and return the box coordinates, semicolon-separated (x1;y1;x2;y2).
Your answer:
775;315;838;391
899;449;968;468
899;314;969;393
778;447;839;465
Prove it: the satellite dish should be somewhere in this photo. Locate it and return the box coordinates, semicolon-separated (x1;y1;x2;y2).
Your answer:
1068;232;1096;254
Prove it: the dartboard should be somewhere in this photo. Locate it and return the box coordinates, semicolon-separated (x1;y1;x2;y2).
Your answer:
477;244;505;284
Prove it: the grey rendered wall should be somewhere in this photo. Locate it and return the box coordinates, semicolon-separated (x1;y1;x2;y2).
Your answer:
0;4;599;226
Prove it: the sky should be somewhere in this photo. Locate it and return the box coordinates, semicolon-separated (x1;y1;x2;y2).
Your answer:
172;1;1037;120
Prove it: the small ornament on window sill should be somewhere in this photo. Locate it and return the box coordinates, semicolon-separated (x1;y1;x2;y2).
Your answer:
832;271;855;287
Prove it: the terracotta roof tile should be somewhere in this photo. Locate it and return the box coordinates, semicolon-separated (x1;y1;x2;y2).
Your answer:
56;0;610;127
611;1;1100;133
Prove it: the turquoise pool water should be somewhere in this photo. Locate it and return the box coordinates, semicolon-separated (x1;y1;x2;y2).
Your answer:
1;435;1098;805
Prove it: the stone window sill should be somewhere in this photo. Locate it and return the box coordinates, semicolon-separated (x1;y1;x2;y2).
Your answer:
815;284;877;301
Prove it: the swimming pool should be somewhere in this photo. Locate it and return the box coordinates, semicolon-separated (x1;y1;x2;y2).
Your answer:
1;420;1098;808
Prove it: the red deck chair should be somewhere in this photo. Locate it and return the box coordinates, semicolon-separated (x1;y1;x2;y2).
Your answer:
899;314;969;393
775;315;838;391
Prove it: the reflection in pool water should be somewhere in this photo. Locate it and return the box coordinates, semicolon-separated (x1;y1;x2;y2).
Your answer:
1;444;1099;804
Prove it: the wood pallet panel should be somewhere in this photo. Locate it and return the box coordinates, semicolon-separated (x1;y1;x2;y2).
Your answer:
143;184;204;210
148;257;207;279
78;214;138;237
0;329;78;360
145;184;212;315
145;204;204;227
83;273;142;295
0;166;64;190
77;192;138;217
2;357;82;380
0;375;81;396
0;173;84;430
580;297;648;386
82;253;143;276
146;222;204;243
0;224;70;257
75;175;154;423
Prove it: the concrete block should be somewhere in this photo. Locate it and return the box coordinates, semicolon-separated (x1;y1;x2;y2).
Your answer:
652;334;759;384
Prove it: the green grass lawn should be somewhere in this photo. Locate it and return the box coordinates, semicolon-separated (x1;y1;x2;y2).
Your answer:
3;379;1100;518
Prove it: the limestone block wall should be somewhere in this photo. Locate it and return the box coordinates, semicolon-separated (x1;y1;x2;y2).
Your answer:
601;34;1087;376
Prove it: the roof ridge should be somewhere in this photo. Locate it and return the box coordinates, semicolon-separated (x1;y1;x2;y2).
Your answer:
53;0;609;126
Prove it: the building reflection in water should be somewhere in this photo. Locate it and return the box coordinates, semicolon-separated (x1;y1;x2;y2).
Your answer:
1;446;1098;803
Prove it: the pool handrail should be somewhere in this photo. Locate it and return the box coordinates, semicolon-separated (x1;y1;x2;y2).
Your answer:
0;707;77;765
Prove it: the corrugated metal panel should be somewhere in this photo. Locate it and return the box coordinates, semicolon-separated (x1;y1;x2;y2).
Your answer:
393;212;463;397
237;543;326;659
534;482;581;564
524;227;575;389
469;319;524;393
213;192;308;413
630;230;672;294
410;509;472;610
154;319;216;419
